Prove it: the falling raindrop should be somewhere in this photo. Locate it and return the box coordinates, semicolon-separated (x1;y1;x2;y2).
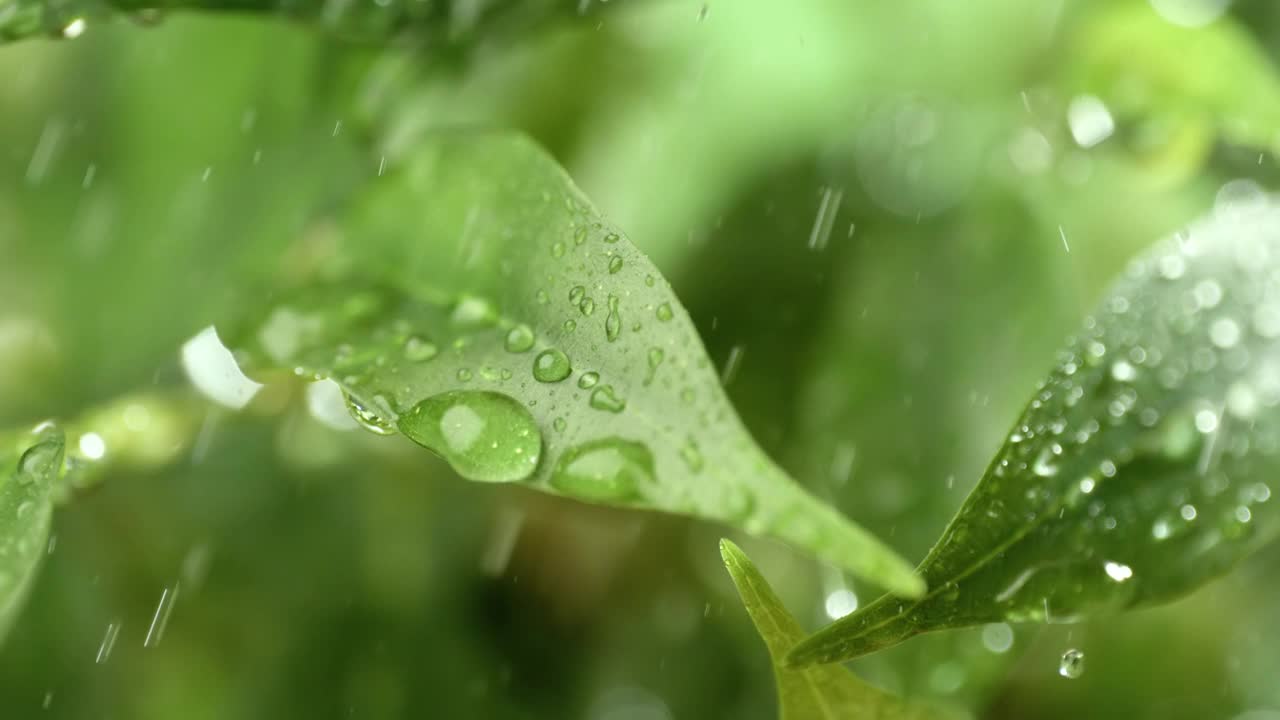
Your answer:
1058;649;1085;679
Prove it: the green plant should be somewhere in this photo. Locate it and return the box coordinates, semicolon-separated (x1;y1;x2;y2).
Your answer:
5;1;1280;718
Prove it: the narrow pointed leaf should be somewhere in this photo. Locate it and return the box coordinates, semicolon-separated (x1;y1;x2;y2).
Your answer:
0;422;64;643
223;132;923;598
791;200;1280;665
720;540;953;720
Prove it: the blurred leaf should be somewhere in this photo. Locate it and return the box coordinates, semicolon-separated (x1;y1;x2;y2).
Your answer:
790;199;1280;665
0;0;589;46
720;539;952;720
224;131;924;598
0;422;63;643
1068;4;1280;155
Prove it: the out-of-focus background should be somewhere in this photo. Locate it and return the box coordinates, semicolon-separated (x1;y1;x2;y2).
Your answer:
2;0;1280;717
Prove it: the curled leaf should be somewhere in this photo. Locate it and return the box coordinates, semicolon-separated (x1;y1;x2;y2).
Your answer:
791;199;1280;665
224;132;924;598
720;540;954;720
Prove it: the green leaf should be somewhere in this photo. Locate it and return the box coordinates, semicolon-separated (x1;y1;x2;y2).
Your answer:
789;199;1280;665
0;0;590;45
0;422;63;642
720;540;953;720
222;131;924;598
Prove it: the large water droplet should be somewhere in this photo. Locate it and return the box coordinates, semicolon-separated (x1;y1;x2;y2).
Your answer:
605;295;621;342
549;437;654;501
398;391;542;483
533;349;572;383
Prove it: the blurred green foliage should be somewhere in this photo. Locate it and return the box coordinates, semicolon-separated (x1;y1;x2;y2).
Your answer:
3;0;1280;718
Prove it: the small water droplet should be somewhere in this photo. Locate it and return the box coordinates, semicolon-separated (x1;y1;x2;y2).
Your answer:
569;286;585;305
552;242;566;258
608;256;624;274
404;336;438;362
1058;649;1085;679
655;303;674;322
398;391;542;483
680;440;704;472
456;368;474;382
504;325;536;353
603;232;620;243
578;372;600;389
580;297;595;316
589;385;626;413
344;394;397;435
605;295;622;342
533;349;572;383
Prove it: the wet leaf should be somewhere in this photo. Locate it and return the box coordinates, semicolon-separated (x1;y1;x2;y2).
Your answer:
223;132;924;598
0;422;64;643
790;198;1280;665
720;540;953;720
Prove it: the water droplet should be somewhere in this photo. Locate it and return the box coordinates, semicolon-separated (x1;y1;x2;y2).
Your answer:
1180;503;1198;521
398;391;542;483
404;336;438;362
1111;360;1137;382
62;17;87;38
605;295;621;342
824;589;859;620
680;440;704;472
1194;409;1219;434
644;348;665;386
589;385;626;413
451;296;496;328
563;319;577;332
535;289;549;305
1032;445;1060;477
604;232;620;243
549;437;654;501
344;394;396;435
504;325;535;353
552;417;567;433
551;242;566;258
573;226;587;245
1103;561;1133;582
456;368;473;382
1210;317;1241;348
608;256;624;274
1058;649;1085;679
578;372;600;389
981;623;1014;654
580;297;595;316
656;303;674;322
569;286;585;305
533;349;572;383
